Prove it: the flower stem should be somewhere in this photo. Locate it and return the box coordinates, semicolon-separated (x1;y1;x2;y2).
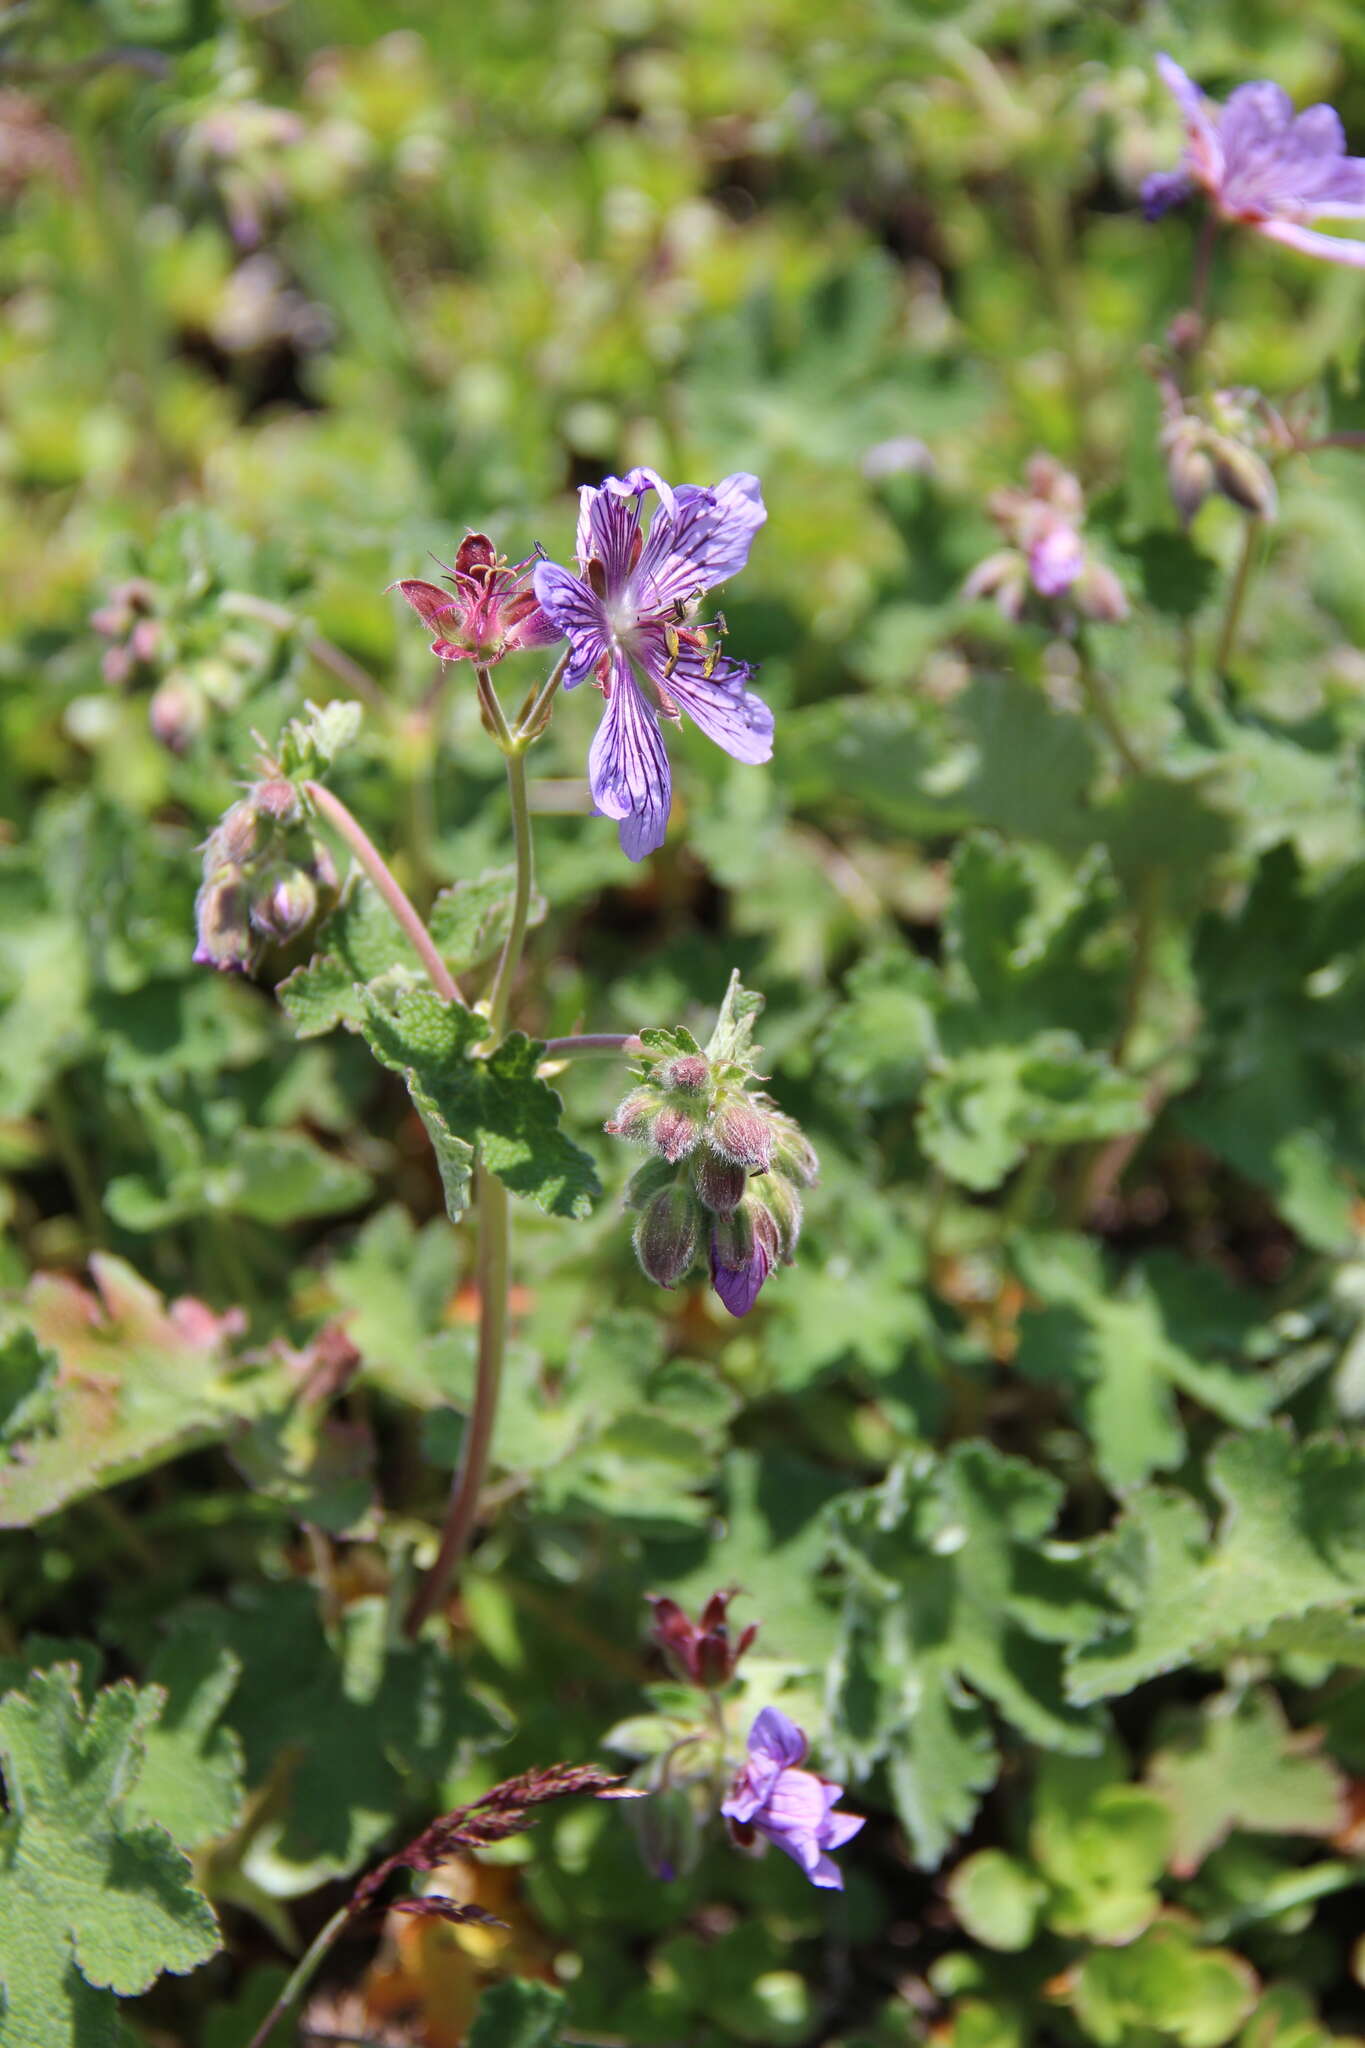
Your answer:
487;748;534;1043
541;1033;635;1060
1075;636;1143;777
242;1903;353;2048
1213;517;1261;678
302;780;464;1008
404;1159;509;1636
515;647;571;745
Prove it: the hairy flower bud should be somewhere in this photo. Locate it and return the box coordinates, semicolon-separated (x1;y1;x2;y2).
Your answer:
1163;418;1216;525
1075;561;1130;623
193;872;255;973
658;1053;710;1094
251;776;300;823
1208;436;1278;520
605;1089;658;1143
211;799;268;868
634;1185;702;1290
624;1156;678;1211
148;677;206;753
771;1119;820;1189
709;1195;779;1317
250;865;318;942
627;1773;704;1883
691;1142;748;1216
762;1174;804;1263
653;1103;703;1164
710;1100;773;1172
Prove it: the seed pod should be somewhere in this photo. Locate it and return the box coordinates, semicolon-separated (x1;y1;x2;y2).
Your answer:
634;1185;702;1290
710;1100;773;1172
691;1142;747;1216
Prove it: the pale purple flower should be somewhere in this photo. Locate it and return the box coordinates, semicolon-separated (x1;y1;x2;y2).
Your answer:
1144;54;1365;268
963;455;1128;623
532;468;772;859
722;1708;864;1891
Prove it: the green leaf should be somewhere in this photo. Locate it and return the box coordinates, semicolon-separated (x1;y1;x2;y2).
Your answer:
918;1037;1146;1193
1147;1687;1345;1876
818;950;939;1108
947;1850;1045;1952
0;1258;288;1529
1030;1744;1172;1943
279;698;364;776
125;1620;246;1851
1067;1431;1365;1705
467;1979;567;2048
429;868;546;975
826;1444;1109;1867
279;877;421;1039
704;969;766;1072
1070;1917;1257;2048
360;985;599;1220
1130;531;1219;621
0;1666;219;2048
217;1584;504;1893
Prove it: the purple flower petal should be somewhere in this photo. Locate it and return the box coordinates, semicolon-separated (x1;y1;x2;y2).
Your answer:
709;1229;773;1316
588;656;672;859
750;1708;809;1770
638;636;774;766
1254;216;1365;266
1155;52;1211;130
631;471;767;614
533;560;610;686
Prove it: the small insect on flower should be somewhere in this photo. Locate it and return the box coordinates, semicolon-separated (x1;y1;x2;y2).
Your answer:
532;468;772;859
1143;54;1365;268
392;533;561;667
722;1708;864;1891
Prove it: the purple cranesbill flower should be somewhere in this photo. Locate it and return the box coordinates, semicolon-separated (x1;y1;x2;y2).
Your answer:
531;468;772;860
393;533;560;667
1144;54;1365;268
722;1708;863;1891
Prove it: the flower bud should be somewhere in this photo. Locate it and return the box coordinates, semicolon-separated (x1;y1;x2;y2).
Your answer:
626;1773;703;1883
1075;561;1130;623
634;1185;702;1290
647;1590;757;1689
762;1174;804;1263
653;1103;703;1164
193;872;255;973
251;776;301;823
605;1089;658;1143
149;677;206;753
691;1142;747;1216
211;799;268;868
250;865;318;942
709;1196;779;1318
771;1119;819;1189
658;1053;710;1094
624;1156;678;1211
1164;420;1216;525
1209;436;1278;520
710;1100;773;1172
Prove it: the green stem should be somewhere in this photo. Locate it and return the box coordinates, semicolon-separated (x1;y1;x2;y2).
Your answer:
1213;517;1261;678
475;662;515;751
403;1160;509;1636
541;1034;635;1061
487;748;534;1042
514;647;571;745
1075;636;1143;777
303;780;464;1008
45;1081;104;1245
242;1903;353;2048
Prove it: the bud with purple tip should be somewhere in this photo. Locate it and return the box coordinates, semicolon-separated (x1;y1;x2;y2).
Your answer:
634;1185;703;1290
193;775;336;975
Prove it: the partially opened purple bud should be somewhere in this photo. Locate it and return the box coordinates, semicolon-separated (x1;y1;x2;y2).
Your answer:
194;872;256;973
722;1708;864;1891
709;1197;779;1317
250;865;318;942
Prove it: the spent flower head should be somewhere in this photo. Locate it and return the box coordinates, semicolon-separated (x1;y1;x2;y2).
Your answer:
607;975;817;1318
532;468;772;859
722;1708;864;1892
647;1589;757;1690
393;533;560;668
1144;55;1365;268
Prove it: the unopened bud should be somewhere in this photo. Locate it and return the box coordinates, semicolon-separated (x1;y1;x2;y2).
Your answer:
710;1100;773;1172
149;677;206;753
624;1156;678;1211
1075;561;1130;623
634;1185;702;1290
1164;423;1216;525
250;865;318;942
653;1103;703;1164
771;1119;819;1189
691;1142;747;1215
605;1089;658;1143
762;1174;804;1263
251;777;300;823
193;872;255;973
627;1773;703;1883
1209;437;1278;520
211;800;268;867
658;1053;710;1094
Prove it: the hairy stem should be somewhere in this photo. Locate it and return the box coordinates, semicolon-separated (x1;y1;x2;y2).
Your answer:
487;748;534;1042
243;1903;353;2048
404;1160;509;1635
1214;517;1261;678
541;1033;636;1060
1075;637;1143;777
303;780;464;1008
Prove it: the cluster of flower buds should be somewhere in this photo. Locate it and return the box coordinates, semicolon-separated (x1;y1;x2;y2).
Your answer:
1159;382;1285;526
606;1011;817;1317
963;454;1128;623
194;778;337;973
647;1589;757;1690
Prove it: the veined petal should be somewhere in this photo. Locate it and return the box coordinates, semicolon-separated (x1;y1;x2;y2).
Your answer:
588;655;672;859
533;561;610;685
822;1809;866;1851
749;1708;808;1770
640;638;774;766
632;472;767;612
1254;216;1365;266
391;578;461;630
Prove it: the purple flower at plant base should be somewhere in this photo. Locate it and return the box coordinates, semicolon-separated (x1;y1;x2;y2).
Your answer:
531;468;772;859
1143;54;1365;268
722;1708;864;1891
393;533;561;667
